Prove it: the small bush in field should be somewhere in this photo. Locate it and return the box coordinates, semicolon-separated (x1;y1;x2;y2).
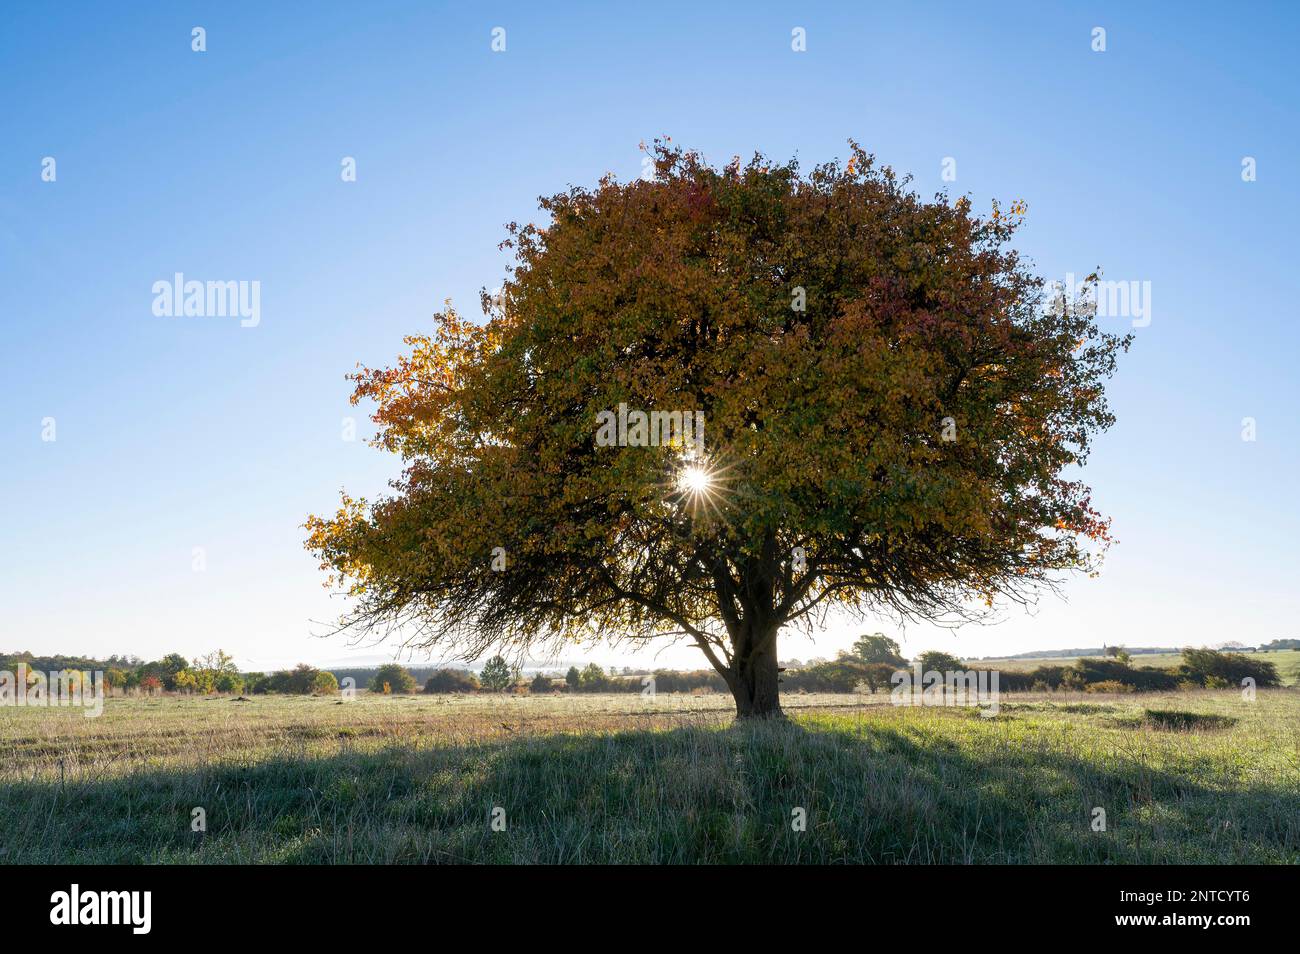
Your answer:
312;671;339;694
1144;709;1238;731
1085;680;1134;694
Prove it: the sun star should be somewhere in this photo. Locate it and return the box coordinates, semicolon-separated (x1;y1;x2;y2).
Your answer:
676;465;713;496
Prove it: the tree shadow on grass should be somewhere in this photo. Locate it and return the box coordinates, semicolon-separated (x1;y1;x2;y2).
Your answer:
1;715;1295;863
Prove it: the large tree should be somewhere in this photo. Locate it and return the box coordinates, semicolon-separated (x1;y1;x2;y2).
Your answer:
306;142;1128;718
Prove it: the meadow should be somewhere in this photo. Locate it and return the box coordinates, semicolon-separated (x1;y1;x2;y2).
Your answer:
1;689;1297;864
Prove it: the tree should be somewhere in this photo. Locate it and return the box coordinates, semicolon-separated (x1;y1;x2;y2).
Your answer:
214;671;245;694
193;649;238;692
849;633;906;667
859;662;898;694
369;664;416;694
530;672;554;693
916;650;964;673
480;655;512;692
268;664;327;694
140;653;190;691
173;669;200;693
243;672;269;694
565;666;581;690
578;662;608;691
306;141;1128;718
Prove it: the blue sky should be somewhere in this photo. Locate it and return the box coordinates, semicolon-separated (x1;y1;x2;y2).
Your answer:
2;1;1296;671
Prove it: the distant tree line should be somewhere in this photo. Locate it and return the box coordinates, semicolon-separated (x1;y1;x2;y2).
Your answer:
0;650;340;696
4;638;1289;700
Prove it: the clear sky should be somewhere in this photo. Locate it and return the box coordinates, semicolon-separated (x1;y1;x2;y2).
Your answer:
3;2;1297;672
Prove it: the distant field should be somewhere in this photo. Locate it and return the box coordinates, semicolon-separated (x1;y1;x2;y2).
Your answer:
973;649;1300;685
2;688;1297;864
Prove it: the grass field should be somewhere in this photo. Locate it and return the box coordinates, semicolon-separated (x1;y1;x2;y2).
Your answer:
2;689;1297;864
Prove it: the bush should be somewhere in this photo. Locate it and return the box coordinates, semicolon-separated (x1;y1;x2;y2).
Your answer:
214;671;245;694
1144;709;1238;731
1065;658;1179;691
424;668;480;693
530;672;556;693
784;660;864;693
267;664;328;694
243;672;269;694
312;671;339;694
369;664;416;694
1085;680;1135;694
1178;648;1279;689
644;669;725;693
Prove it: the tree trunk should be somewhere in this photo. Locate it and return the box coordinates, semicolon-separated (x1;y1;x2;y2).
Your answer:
728;630;783;719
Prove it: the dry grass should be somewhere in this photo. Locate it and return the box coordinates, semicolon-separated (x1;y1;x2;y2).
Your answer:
1;689;1297;863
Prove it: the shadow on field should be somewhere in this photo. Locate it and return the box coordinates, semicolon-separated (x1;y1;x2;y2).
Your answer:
2;716;1296;863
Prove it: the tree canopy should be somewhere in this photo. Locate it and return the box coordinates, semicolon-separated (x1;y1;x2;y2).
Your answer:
305;141;1128;717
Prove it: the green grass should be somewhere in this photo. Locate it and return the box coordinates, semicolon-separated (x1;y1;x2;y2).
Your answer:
2;689;1297;863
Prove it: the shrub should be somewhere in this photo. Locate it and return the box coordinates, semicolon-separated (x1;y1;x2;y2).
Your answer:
268;664;328;694
369;664;416;694
1144;709;1238;731
784;660;863;693
312;671;339;694
646;669;725;693
1179;648;1279;688
530;672;555;693
1067;658;1179;691
1023;665;1068;690
243;672;269;694
214;671;245;694
1085;680;1135;694
424;668;480;693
